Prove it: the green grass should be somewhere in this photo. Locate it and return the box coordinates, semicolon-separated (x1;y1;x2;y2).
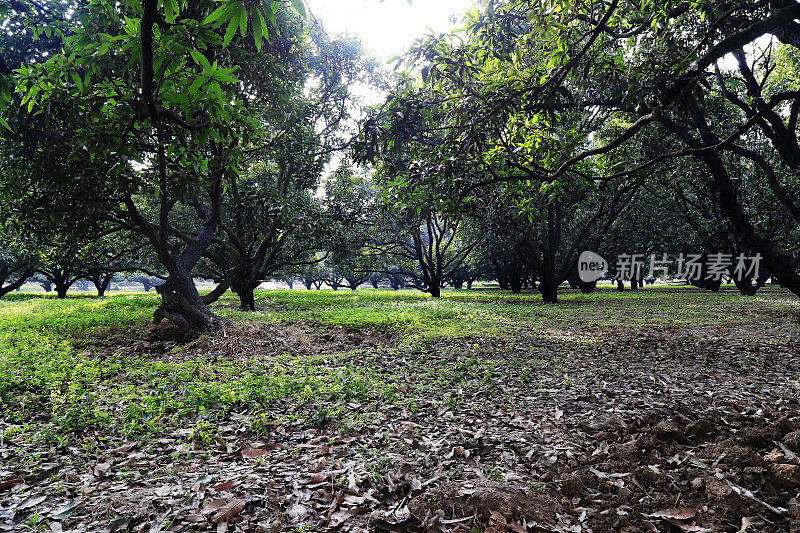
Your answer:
1;288;797;447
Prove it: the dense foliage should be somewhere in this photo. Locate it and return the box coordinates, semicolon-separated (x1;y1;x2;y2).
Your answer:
2;0;800;322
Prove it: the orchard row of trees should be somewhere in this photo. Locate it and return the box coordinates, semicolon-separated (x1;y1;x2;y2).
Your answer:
1;0;799;328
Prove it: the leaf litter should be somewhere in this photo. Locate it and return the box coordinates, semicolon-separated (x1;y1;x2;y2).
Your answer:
2;293;800;532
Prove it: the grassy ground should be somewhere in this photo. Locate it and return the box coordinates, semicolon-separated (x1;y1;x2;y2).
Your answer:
1;288;799;532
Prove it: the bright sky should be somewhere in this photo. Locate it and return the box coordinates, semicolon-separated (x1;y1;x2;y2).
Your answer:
305;0;477;62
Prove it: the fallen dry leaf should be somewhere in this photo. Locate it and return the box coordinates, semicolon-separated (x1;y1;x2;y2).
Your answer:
212;498;245;524
0;477;24;491
212;480;240;492
287;502;311;523
647;507;697;520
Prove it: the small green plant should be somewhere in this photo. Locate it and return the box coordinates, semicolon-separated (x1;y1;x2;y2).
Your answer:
23;512;46;532
311;407;331;426
188;420;214;444
483;465;504;482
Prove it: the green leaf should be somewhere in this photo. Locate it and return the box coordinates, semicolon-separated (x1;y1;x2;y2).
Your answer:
0;117;12;133
71;72;84;93
289;0;306;17
164;0;179;23
189;49;211;71
251;6;265;52
224;15;239;47
188;76;205;98
265;1;278;30
202;2;233;26
237;4;248;37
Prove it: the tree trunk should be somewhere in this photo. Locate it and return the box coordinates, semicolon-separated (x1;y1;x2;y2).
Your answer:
231;276;257;311
578;279;597;294
94;274;112;297
239;285;256;311
630;278;639;290
672;99;800;298
467;279;474;290
141;279;153;291
41;281;53;292
567;270;594;293
56;285;69;299
616;279;625;292
154;265;229;330
731;267;767;296
538;263;559;303
428;282;441;298
509;277;523;293
287;280;294;290
539;280;558;303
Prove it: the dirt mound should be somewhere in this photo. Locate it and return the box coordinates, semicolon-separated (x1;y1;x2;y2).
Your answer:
408;480;561;528
182;322;395;362
74;321;396;362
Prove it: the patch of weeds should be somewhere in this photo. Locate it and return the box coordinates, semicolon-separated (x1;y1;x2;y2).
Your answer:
22;512;47;532
483;465;504;482
310;406;333;426
358;446;392;483
249;412;276;435
441;464;465;480
1;289;798;451
529;481;549;493
188;420;214;445
50;384;107;434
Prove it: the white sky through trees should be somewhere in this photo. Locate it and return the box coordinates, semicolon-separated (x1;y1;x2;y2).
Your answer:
305;0;476;187
306;0;477;62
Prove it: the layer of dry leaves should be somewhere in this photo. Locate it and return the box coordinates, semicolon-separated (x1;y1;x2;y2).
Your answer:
2;296;800;532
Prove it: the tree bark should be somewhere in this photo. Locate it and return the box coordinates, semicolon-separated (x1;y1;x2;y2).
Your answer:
428;282;441;298
538;259;559;303
578;279;597;294
154;264;229;330
94;274;113;297
539;279;559;303
229;269;257;311
236;284;256;311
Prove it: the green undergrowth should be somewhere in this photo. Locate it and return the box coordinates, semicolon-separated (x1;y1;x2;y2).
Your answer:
1;288;797;446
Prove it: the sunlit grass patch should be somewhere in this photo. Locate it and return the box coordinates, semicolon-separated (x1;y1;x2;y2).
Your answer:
0;288;797;446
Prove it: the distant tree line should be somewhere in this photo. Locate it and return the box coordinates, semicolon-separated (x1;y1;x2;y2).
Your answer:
1;0;799;328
